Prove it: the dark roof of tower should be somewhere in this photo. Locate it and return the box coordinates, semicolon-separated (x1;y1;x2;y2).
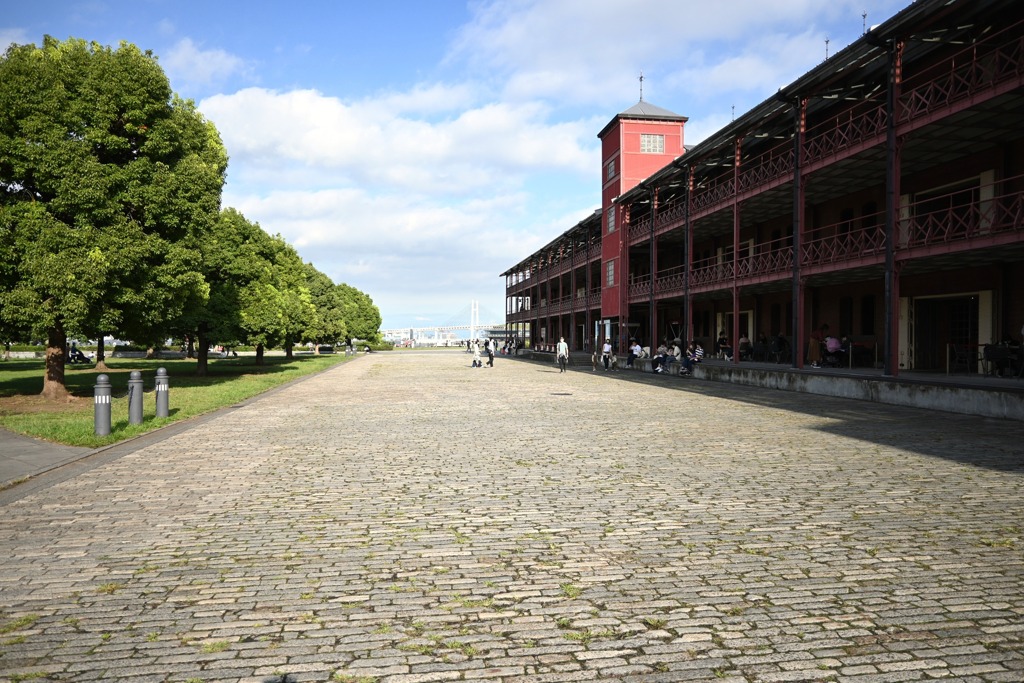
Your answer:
621;100;682;118
598;100;688;139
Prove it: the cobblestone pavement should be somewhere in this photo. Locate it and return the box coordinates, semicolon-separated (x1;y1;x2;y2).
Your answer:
1;351;1023;683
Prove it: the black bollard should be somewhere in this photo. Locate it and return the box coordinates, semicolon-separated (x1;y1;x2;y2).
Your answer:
94;374;111;436
128;370;144;425
155;367;169;418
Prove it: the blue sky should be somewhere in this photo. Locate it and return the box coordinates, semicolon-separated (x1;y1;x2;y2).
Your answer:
5;0;910;333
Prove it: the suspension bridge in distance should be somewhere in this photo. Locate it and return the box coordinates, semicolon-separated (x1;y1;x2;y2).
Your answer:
380;301;508;346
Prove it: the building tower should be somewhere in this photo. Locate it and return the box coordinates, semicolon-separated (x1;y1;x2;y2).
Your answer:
595;99;687;347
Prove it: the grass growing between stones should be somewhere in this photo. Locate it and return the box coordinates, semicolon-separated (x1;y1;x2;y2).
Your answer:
0;354;348;447
0;614;40;634
559;582;582;598
332;673;379;683
9;674;53;682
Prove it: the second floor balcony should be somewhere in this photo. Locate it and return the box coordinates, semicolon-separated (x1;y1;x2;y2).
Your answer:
624;172;1024;300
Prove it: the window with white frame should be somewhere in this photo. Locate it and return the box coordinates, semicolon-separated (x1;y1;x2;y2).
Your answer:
606;158;616;181
640;133;665;154
606;260;615;287
606;206;616;234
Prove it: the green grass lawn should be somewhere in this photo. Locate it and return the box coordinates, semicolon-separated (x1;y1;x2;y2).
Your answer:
0;354;349;448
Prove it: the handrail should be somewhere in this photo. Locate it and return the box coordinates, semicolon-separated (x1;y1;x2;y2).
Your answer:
901;174;1024;249
900;20;1024;126
636;19;1024;221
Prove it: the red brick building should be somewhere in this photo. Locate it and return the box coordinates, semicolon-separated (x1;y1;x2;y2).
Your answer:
502;0;1024;377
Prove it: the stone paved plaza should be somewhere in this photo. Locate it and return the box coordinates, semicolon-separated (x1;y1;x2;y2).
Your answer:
1;351;1023;683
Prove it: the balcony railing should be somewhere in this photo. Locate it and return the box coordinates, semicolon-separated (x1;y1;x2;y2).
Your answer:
629;216;652;242
691;257;733;287
738;235;794;278
628;265;688;300
638;21;1024;224
902;174;1024;249
738;139;794;194
628;274;651;299
899;21;1024;127
802;211;886;268
690;174;735;216
514;168;1024;310
654;200;687;230
655;264;687;294
804;101;887;168
627;198;688;244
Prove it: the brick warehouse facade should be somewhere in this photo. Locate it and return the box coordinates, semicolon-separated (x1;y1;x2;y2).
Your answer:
501;0;1024;378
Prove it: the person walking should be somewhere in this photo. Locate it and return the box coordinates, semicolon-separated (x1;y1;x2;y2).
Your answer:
485;338;495;367
471;340;482;368
556;336;569;373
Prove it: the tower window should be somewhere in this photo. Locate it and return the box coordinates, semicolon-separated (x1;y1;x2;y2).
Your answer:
640;134;665;154
606;206;616;234
606;158;616;181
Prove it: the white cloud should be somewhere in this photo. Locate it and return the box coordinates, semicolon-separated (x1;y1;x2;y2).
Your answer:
196;80;598;326
161;37;248;88
447;0;906;109
666;28;832;107
195;0;911;329
0;28;30;50
229;188;496;251
201;87;596;196
371;82;480;116
683;113;735;148
221;184;538;328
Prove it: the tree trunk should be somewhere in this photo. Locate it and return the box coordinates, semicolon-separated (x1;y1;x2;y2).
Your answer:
285;339;293;359
255;343;265;366
186;334;195;359
94;335;109;371
196;328;209;376
42;325;70;400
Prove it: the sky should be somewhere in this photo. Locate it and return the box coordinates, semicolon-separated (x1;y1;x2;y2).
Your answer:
4;0;911;334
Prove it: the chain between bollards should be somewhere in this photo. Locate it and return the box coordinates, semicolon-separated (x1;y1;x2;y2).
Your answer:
94;369;170;435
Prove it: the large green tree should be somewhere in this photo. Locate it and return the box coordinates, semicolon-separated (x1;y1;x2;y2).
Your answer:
302;263;348;351
272;240;315;359
338;283;382;344
0;37;226;398
237;233;315;364
300;264;381;351
174;207;314;369
172;208;273;375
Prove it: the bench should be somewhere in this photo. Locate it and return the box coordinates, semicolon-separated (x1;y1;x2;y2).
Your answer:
982;344;1019;376
630;358;654;373
845;335;878;368
626;356;686;376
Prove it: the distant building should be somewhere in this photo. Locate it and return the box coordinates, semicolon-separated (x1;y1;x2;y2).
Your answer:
502;0;1024;375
